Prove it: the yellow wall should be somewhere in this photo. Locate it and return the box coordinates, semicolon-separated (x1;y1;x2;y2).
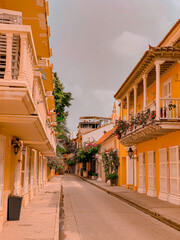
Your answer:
137;130;180;195
47;166;55;181
118;142;127;186
0;130;17;223
0;0;50;59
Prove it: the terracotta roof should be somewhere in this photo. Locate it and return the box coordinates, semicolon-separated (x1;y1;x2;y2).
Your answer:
158;19;180;47
97;126;117;145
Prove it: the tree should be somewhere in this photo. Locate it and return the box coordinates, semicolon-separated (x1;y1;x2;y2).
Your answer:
52;72;73;157
53;72;73;122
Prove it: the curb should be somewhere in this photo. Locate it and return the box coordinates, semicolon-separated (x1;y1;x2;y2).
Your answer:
54;178;62;240
80;176;180;232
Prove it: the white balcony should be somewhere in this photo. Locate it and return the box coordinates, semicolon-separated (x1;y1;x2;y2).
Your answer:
0;24;37;115
119;99;180;146
0;24;56;155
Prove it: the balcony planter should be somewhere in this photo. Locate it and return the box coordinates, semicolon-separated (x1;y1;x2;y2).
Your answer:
7;195;23;221
58;169;64;175
91;173;98;180
110;178;118;186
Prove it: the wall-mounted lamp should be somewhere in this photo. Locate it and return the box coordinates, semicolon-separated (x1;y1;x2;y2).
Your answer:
128;147;134;159
11;137;21;155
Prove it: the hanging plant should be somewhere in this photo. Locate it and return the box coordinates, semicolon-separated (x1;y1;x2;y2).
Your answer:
116;109;156;139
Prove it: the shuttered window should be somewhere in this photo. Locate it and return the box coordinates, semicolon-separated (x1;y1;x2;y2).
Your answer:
159;148;169;201
169;146;180;204
147;151;157;197
138;153;146;193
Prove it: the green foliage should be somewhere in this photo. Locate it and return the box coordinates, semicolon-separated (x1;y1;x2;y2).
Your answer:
53;72;73;122
77;142;100;163
88;170;93;176
66;158;76;166
92;172;98;176
47;158;64;171
101;149;119;177
52;72;73;157
107;173;118;179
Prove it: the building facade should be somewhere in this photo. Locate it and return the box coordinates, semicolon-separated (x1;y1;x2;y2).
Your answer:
0;1;56;231
115;20;180;205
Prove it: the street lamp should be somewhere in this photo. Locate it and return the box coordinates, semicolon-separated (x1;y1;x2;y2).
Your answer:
128;147;135;188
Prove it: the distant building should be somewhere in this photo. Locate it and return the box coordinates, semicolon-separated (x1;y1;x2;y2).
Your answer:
78;116;111;135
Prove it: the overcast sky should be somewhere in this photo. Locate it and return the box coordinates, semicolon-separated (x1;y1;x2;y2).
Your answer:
48;0;180;133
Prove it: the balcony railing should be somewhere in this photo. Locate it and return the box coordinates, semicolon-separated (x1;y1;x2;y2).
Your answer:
160;98;180;120
118;98;180;139
0;24;37;95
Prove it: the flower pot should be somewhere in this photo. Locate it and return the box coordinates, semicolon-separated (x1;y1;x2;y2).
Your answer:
91;176;97;180
110;178;118;186
58;169;64;175
7;196;22;221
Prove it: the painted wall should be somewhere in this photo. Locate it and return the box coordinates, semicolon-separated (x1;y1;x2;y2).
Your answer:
137;130;180;196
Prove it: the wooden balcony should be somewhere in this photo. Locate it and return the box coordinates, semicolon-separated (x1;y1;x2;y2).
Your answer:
119;99;180;146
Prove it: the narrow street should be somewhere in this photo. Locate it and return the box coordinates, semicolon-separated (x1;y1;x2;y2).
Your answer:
62;175;180;240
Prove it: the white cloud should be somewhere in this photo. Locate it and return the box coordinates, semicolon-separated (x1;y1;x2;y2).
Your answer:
113;31;152;59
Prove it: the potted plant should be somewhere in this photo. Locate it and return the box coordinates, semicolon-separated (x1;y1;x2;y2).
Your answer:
88;170;93;178
107;173;118;186
91;172;98;180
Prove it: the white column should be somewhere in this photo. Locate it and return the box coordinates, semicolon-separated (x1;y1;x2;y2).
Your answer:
143;74;147;110
126;93;129;121
33;150;37;192
120;100;123;120
18;33;28;81
4;33;13;80
133;85;137;116
24;147;29;195
0;135;6;211
155;60;164;120
14;155;21;196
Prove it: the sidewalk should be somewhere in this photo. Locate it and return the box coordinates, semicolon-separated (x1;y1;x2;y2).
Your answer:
81;177;180;231
0;176;62;240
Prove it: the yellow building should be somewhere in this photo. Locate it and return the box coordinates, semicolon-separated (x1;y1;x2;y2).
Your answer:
115;19;180;205
0;1;56;231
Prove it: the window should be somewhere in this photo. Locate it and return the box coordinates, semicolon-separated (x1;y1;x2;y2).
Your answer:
163;79;171;98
